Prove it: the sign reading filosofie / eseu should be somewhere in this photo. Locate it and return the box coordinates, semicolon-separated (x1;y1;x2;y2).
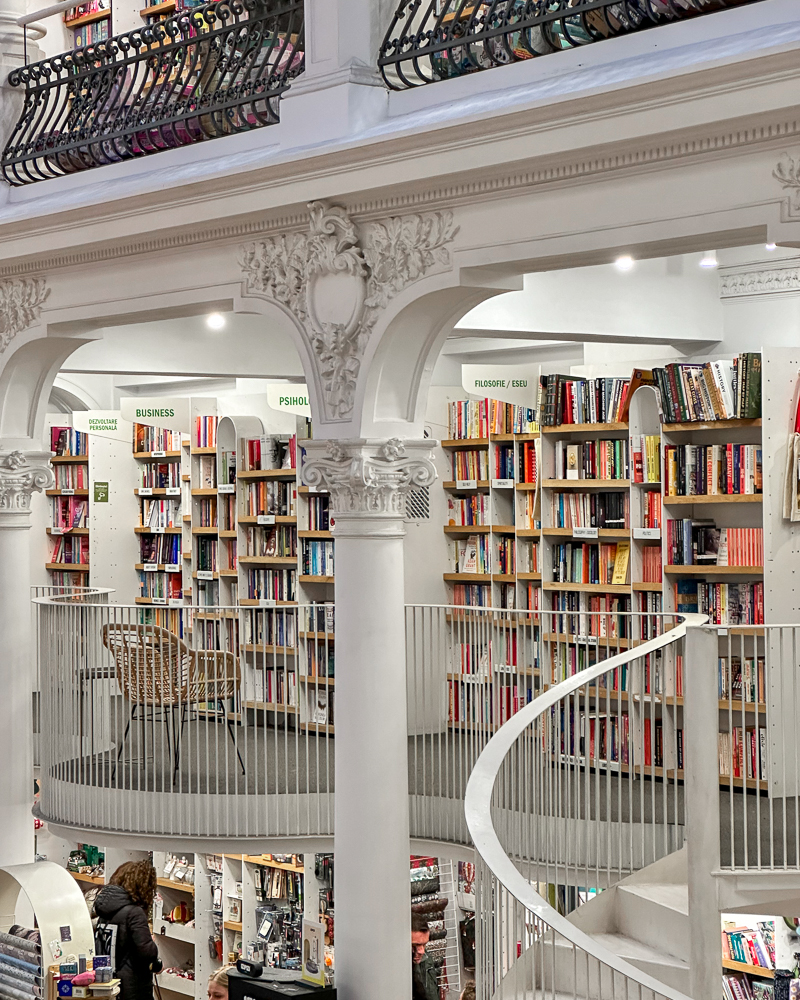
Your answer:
120;398;192;433
266;384;312;417
461;364;540;408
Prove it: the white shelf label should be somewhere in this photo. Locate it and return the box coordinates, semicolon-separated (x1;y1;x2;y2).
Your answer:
634;527;661;540
491;478;514;489
152;526;166;535
143;564;158;573
494;663;516;674
151;597;167;605
169;598;184;608
456;479;478;490
218;484;235;494
151;451;167;458
61;488;74;496
51;527;63;535
139;488;153;497
165;487;181;497
574;526;599;539
257;515;276;526
259;599;277;608
196;570;215;581
165;564;181;574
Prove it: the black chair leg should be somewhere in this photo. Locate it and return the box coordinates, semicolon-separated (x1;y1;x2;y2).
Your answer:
220;701;245;776
112;704;135;782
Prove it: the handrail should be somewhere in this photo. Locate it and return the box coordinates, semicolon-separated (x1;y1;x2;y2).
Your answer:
18;0;76;26
465;612;708;1000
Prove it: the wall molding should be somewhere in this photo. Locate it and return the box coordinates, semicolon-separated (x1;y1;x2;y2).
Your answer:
720;262;800;298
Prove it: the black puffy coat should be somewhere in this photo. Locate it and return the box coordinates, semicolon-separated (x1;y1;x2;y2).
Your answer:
94;885;160;1000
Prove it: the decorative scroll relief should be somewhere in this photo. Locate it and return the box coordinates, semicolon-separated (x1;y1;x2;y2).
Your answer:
775;154;800;218
0;278;50;353
720;266;800;298
302;439;437;515
240;203;458;423
0;451;54;513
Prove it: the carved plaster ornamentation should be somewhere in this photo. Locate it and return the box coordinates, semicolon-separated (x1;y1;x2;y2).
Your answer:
240;202;458;422
302;438;437;515
0;278;50;353
720;266;800;298
775;154;800;218
0;451;54;514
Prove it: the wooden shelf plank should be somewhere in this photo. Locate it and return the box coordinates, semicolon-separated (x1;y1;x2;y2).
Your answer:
543;527;631;539
300;575;334;584
47;489;89;497
135;564;182;572
440;438;489;450
65;8;110;26
516;528;540;538
238;556;296;566
51;454;89;463
442;480;490;491
237;469;297;480
48;527;89;535
516;572;542;581
240;515;297;525
242;644;297;655
298;676;334;686
663;419;761;432
243;701;296;713
544;581;630;595
492;573;516;583
192;526;219;535
135;526;181;534
241;856;304;873
663;565;763;576
720;959;773;978
515;482;538;491
444;525;490;535
300;721;334;734
633;581;663;592
191;488;217;497
223;920;242;932
299;632;335;642
663;493;762;505
543;479;630;490
444;573;492;582
190;445;216;454
491;524;517;535
542;423;628;434
135;488;181;497
157;877;194;895
70;871;104;885
46;563;89;571
238;599;298;606
297;530;332;539
133;451;181;460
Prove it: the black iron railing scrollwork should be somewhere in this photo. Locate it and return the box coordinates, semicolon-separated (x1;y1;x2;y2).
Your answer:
2;0;304;185
379;0;761;90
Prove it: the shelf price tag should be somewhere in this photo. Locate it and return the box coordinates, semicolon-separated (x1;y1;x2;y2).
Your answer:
151;451;167;458
139;488;153;497
165;564;181;574
574;526;599;539
61;488;74;496
259;599;277;608
218;484;235;494
456;479;478;490
168;598;184;608
634;527;661;540
196;570;215;581
51;527;64;535
152;526;166;535
143;564;158;573
151;597;167;605
165;487;181;497
257;515;276;526
491;479;514;489
494;663;515;675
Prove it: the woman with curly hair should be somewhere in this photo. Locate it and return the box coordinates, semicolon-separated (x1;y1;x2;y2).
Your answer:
94;861;162;1000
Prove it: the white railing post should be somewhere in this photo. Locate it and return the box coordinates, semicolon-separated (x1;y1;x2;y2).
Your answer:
683;623;721;1000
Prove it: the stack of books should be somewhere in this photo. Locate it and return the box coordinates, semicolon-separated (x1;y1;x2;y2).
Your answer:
652;353;761;423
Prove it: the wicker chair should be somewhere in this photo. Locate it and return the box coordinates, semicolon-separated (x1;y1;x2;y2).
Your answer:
102;623;245;781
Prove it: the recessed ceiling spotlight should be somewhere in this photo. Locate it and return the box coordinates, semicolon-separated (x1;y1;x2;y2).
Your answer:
699;251;718;269
206;313;226;330
766;243;778;251
615;255;635;272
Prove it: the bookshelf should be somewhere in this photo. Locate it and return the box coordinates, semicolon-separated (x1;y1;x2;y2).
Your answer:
48;424;91;587
64;0;110;47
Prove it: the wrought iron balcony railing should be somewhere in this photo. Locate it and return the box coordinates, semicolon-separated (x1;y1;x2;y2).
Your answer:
379;0;761;90
2;0;304;185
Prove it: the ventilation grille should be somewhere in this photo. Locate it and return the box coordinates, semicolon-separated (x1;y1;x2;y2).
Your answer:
405;487;430;520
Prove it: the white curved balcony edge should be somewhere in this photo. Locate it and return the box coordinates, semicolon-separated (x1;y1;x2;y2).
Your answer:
465;612;708;1000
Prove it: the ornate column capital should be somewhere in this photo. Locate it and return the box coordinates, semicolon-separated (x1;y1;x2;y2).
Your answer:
301;438;436;523
0;451;54;526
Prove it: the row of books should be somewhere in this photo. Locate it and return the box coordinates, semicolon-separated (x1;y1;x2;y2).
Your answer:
51;427;88;457
139;462;181;489
722;921;775;970
196;538;218;571
551;641;620;684
496;537;515;575
139;573;182;600
719;656;765;704
197;498;217;527
301;540;334;576
488;400;538;436
244;482;296;517
551;541;630;587
241;436;297;472
196;416;218;449
493;444;514;480
65;0;109;21
538;375;631;427
133;424;181;454
651;353;761;423
456;535;490;574
197;455;216;488
218;450;236;487
566;707;631;765
244;526;296;558
643;717;681;769
642;650;683;698
631;435;660;483
722;975;774;1000
53;464;88;489
49;535;89;564
675;581;764;625
451;584;490;607
446;495;490;526
448;680;533;728
52;497;87;529
308;496;330;531
448;399;489;440
553;439;629;481
220;494;236;530
305;642;335;679
140;498;181;529
247;570;296;603
140;533;181;564
73;13;108;45
663;443;762;496
520;441;537;484
665;520;763;567
638;592;664;639
550;490;629;529
719;727;768;781
244;612;298;649
224;541;237;571
49;570;88;588
641;490;661;529
641;544;662;584
550;591;632;641
451;449;489;481
252;670;298;709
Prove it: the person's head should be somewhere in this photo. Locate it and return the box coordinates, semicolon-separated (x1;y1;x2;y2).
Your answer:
207;966;232;1000
411;913;430;964
459;983;476;1000
109;860;157;910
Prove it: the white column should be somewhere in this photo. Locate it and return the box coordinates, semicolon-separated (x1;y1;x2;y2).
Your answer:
303;438;436;1000
0;450;53;866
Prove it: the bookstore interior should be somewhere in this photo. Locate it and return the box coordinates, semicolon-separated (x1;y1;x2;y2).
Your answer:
25;242;800;1000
